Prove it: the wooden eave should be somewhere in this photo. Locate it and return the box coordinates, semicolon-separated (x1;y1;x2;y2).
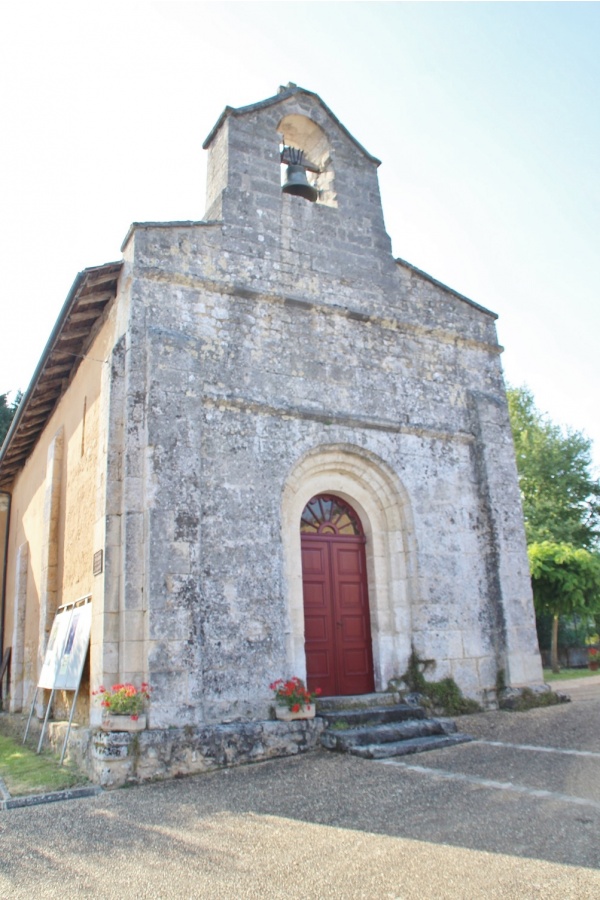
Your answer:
0;262;123;489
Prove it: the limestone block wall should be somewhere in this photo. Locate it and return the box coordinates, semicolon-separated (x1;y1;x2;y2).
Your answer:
114;88;541;724
119;240;540;720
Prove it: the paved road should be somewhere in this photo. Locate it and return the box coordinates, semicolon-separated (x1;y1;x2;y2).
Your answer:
553;672;600;702
1;677;600;899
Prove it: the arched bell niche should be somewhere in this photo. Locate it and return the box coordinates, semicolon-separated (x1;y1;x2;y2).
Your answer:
277;114;337;207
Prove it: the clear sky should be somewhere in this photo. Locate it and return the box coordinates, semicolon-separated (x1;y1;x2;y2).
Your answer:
1;2;598;464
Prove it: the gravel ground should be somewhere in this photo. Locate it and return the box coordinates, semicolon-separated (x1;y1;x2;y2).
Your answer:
0;676;599;899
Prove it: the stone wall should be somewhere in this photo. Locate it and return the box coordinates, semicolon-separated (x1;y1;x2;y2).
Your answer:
110;86;542;728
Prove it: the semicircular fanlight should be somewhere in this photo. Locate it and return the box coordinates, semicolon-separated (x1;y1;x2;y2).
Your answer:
300;494;363;536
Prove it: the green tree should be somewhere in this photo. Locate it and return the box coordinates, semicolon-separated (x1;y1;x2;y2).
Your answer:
0;392;21;448
507;386;600;549
528;542;600;672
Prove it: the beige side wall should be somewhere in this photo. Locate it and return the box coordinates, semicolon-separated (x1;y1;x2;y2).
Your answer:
3;310;117;712
0;493;9;699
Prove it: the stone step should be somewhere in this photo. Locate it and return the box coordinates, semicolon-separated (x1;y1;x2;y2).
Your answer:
317;694;472;761
320;716;456;752
316;693;402;713
319;704;426;728
349;732;474;759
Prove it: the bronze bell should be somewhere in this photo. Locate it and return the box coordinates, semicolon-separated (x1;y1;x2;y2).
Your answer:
281;147;318;202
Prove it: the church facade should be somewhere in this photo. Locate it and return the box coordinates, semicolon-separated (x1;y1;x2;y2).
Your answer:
0;85;542;781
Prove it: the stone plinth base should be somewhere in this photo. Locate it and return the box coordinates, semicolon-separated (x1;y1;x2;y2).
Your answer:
47;717;325;789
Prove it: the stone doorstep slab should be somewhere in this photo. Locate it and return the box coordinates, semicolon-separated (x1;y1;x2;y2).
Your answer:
321;717;456;752
317;692;403;712
0;784;102;811
318;704;426;727
350;732;474;759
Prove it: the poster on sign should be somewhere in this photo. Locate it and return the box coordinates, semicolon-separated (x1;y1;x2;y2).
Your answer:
56;601;92;690
38;607;73;690
37;600;92;691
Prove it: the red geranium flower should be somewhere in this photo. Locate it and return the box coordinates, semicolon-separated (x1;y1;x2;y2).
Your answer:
269;676;321;712
93;681;152;719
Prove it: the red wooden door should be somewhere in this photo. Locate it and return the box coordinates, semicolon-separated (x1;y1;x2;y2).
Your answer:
301;495;374;697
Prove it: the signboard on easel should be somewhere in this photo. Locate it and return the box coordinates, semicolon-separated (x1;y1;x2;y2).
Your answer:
38;600;92;690
25;596;92;760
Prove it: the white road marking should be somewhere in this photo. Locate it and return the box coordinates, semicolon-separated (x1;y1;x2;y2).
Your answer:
475;739;600;759
379;753;600;811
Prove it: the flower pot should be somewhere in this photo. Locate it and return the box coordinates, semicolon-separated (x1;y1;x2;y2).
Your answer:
589;663;599;672
275;704;316;721
101;714;147;732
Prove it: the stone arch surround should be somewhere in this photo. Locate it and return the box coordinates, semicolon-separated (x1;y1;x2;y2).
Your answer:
281;444;418;692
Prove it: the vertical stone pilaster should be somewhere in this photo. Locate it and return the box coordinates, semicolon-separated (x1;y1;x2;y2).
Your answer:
38;427;64;676
90;335;126;724
144;327;203;727
90;280;150;726
119;312;149;689
469;391;543;687
9;541;29;711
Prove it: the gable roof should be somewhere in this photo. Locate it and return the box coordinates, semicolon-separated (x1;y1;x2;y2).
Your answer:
0;262;122;489
203;83;381;166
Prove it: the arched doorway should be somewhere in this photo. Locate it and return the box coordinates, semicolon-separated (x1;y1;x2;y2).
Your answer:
301;494;375;696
